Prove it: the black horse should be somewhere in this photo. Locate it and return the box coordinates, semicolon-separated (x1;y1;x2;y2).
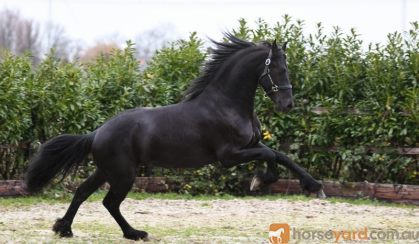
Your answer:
25;34;324;241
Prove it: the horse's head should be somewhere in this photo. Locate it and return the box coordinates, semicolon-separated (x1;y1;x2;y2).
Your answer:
258;41;293;112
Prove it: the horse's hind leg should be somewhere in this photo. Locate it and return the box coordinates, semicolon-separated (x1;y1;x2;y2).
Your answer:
102;167;148;241
53;170;105;237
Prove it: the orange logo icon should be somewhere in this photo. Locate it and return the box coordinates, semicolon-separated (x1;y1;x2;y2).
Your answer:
269;223;290;244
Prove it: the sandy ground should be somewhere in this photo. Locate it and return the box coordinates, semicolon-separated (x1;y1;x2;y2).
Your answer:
0;197;418;243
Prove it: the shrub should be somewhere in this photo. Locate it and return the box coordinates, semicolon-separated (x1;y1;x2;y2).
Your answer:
142;32;206;106
0;54;32;179
0;20;417;194
230;16;418;185
83;41;145;122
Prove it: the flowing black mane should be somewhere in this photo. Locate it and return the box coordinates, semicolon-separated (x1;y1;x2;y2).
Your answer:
183;33;256;101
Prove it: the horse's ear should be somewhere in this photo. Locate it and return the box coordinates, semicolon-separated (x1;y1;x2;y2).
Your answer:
272;39;278;50
282;42;288;51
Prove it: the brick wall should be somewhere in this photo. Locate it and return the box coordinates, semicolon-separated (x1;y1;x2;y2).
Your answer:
0;180;29;196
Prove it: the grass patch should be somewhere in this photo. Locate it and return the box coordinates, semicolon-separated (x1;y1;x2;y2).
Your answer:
73;222;120;235
126;192;412;208
0;191;312;208
0;191;106;208
0;194;67;207
325;196;415;208
142;225;264;239
0;190;413;209
200;202;212;207
125;192;312;202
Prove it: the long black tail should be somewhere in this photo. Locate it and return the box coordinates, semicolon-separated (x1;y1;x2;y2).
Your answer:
25;132;96;192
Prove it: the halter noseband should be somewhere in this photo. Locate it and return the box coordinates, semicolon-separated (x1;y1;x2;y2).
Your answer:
257;49;292;96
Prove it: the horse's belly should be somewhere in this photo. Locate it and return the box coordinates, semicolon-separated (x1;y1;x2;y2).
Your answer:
141;137;216;168
153;158;214;168
149;147;216;168
132;106;220;168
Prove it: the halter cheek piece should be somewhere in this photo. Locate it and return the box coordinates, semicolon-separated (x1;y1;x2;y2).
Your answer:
257;49;292;96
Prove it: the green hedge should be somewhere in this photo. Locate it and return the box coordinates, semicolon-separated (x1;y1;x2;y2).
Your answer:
0;18;417;195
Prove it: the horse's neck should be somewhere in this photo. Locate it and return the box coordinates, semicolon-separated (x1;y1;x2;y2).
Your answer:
202;50;265;115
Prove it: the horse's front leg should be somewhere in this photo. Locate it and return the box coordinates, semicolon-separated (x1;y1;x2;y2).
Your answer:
219;143;325;197
273;150;325;197
219;143;277;168
219;144;278;189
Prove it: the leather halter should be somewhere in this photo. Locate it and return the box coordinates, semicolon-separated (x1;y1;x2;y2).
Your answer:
257;49;292;96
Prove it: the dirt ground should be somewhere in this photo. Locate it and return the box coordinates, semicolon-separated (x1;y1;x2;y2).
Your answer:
0;197;418;243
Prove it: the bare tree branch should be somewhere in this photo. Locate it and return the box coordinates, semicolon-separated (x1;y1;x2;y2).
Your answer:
135;25;175;62
0;9;41;64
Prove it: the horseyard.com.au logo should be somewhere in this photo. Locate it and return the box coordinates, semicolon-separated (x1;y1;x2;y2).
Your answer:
268;223;290;244
268;223;418;243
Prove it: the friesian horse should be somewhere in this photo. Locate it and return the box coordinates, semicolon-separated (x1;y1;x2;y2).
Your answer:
25;34;324;241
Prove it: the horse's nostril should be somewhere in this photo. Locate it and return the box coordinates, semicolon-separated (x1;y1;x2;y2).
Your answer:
287;102;294;109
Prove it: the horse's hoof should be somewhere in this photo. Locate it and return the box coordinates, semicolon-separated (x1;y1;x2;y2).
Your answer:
58;229;73;238
52;218;73;238
316;189;327;199
250;175;262;191
123;229;149;241
300;177;323;194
